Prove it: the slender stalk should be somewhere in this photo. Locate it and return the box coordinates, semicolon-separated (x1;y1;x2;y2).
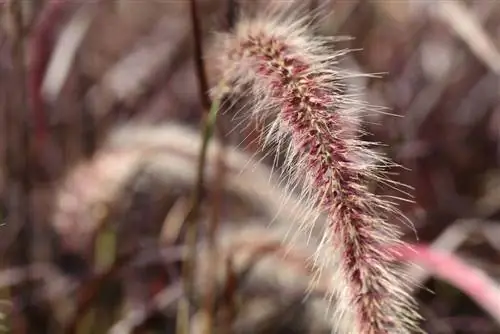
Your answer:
189;0;211;110
176;98;220;334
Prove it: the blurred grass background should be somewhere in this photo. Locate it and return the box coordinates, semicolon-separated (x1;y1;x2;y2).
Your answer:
1;0;500;333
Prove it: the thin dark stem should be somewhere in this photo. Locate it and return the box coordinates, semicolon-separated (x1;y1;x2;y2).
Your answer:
189;0;211;110
176;98;220;334
226;0;238;30
62;250;135;334
203;133;226;333
178;3;219;330
6;0;38;331
28;0;67;148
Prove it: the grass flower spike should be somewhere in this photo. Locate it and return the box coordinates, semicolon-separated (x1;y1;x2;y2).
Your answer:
212;8;420;334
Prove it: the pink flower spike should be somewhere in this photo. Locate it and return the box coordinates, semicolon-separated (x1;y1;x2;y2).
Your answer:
212;7;420;334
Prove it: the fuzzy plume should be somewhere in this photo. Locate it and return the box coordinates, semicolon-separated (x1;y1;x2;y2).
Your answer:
211;7;420;334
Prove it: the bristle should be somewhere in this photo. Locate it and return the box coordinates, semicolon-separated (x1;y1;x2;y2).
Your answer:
212;10;421;334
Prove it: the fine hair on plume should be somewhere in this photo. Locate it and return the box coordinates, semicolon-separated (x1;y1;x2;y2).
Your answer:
209;3;422;333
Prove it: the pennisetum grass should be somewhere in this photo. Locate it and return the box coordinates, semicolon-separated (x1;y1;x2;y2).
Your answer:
210;6;421;334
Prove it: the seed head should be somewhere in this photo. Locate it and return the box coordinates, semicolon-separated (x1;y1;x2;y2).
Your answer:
212;8;421;334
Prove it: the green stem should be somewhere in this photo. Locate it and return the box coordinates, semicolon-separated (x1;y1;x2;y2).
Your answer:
177;97;220;334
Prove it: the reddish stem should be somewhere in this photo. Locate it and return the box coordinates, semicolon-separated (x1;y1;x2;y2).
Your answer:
28;0;67;147
393;243;500;324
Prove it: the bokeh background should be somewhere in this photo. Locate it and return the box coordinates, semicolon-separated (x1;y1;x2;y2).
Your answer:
1;0;500;333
